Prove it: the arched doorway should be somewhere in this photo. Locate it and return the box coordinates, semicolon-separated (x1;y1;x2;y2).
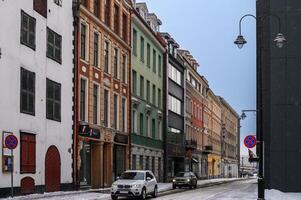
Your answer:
45;145;61;192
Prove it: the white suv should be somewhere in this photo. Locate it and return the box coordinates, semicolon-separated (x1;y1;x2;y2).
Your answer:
111;170;158;200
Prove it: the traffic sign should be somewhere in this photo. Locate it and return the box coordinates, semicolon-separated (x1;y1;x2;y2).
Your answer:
5;135;18;150
244;135;256;149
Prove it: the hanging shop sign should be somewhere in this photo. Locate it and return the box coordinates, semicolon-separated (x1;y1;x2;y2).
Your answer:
79;125;101;139
114;133;128;144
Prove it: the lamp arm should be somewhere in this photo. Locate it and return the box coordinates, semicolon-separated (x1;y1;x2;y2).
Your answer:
239;14;257;35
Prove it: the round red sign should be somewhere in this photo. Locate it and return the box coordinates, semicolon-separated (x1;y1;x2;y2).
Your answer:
244;135;256;149
5;135;18;150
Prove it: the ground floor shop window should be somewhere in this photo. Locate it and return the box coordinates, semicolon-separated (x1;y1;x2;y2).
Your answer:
79;140;91;185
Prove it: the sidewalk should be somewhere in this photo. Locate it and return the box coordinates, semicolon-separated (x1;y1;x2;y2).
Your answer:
2;178;248;200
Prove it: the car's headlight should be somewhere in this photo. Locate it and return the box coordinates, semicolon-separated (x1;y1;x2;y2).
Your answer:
112;183;118;188
186;179;190;182
172;179;176;182
131;184;141;188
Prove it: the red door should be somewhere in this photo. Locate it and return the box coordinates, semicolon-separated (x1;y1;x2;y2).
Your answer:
45;145;61;192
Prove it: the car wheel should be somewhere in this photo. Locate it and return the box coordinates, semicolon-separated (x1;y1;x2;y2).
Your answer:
152;186;158;198
189;184;193;189
111;195;118;200
140;187;146;200
172;184;176;189
194;183;197;189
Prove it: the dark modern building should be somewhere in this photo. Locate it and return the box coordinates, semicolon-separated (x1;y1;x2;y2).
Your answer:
160;33;186;181
257;0;301;192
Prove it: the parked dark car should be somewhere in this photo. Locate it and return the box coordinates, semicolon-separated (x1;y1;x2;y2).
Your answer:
172;172;198;189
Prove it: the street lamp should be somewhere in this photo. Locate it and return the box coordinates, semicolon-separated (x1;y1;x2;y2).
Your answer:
240;110;257;120
234;14;286;200
234;14;286;49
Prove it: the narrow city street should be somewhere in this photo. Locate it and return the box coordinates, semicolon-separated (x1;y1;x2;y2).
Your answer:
6;179;257;200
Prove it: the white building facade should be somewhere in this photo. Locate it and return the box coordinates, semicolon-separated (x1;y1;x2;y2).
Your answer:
0;0;74;196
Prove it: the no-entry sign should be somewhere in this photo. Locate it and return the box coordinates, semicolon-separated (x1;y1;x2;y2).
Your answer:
244;135;256;149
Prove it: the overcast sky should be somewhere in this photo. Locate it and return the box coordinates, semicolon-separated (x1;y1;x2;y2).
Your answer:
137;0;257;155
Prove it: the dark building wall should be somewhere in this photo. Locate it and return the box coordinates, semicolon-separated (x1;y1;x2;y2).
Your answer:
258;0;301;192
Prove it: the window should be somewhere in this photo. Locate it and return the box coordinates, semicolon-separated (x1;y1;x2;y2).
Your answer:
122;13;127;42
168;95;182;115
132;110;137;133
158;55;162;77
20;133;36;173
122;98;126;132
152;85;156;106
140;113;144;135
152;157;155;173
140;36;144;62
153;49;156;73
140;76;144;99
80;23;87;60
122;54;126;83
114;4;119;34
34;0;47;17
152;119;156;138
113;94;118;129
146;115;150;137
114;48;119;79
168;63;182;85
132;70;138;95
47;28;62;63
146;80;150;102
20;68;35;115
147;43;151;67
80;78;87;121
104;41;109;73
94;0;100;18
21;11;36;50
93;84;99;124
104;0;110;26
93;32;99;67
139;155;143;170
146;156;150;170
158;120;162;140
46;79;61;121
158;89;161;108
132;155;136;170
133;29;137;56
104;89;109;127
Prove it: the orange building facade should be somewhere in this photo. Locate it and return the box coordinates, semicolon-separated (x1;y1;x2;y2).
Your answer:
73;0;132;189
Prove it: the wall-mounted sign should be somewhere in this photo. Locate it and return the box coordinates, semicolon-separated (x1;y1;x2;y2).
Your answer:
79;125;101;139
114;133;128;144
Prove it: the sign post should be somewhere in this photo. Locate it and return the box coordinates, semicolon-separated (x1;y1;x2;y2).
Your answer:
4;134;18;198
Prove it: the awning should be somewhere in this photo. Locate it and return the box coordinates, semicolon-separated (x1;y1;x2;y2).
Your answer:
192;157;199;164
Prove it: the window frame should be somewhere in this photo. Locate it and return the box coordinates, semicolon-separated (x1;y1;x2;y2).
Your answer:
20;10;36;50
46;78;61;122
20;67;35;116
46;27;62;64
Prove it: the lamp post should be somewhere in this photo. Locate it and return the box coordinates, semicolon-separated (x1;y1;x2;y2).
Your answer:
234;14;286;200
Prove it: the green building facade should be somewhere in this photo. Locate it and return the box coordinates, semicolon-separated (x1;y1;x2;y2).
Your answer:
131;3;166;182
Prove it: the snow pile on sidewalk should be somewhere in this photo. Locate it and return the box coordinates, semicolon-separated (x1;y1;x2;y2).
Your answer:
266;189;301;200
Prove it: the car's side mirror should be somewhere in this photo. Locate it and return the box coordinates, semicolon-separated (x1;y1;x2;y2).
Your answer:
116;177;120;180
146;177;152;181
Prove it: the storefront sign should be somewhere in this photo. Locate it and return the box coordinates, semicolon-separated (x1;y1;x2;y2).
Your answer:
114;133;128;144
79;125;101;139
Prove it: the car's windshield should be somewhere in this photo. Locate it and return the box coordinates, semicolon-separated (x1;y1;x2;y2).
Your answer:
175;172;191;177
120;172;145;180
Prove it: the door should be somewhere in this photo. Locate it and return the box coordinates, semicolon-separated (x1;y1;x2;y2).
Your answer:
113;145;125;180
45;146;61;192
